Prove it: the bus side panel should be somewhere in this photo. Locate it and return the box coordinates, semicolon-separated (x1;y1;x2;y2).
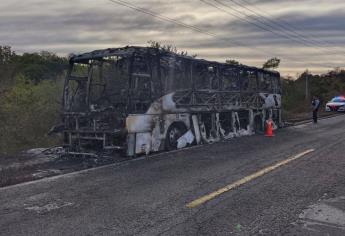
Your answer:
126;113;191;155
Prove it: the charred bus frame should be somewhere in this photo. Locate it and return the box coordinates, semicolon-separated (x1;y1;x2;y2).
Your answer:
62;46;281;156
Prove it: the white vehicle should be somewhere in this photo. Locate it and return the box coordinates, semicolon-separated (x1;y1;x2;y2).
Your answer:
325;96;345;112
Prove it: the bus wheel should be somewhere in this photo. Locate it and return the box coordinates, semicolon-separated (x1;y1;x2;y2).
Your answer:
165;123;187;151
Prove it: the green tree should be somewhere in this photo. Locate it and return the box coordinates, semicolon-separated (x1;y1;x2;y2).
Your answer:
0;74;64;154
0;45;16;64
0;46;68;154
11;51;68;83
225;59;240;65
262;57;281;70
147;40;197;58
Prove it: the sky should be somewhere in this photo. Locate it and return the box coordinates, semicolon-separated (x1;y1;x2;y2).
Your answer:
1;0;345;76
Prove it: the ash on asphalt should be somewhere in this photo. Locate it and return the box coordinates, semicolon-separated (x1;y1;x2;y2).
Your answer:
0;149;129;188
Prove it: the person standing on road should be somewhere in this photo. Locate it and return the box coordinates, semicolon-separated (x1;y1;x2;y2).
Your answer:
312;96;320;123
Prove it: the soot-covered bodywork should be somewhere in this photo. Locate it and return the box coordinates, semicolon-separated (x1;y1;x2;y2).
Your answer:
62;46;281;156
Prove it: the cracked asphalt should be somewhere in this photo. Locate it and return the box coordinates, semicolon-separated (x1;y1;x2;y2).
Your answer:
1;115;345;235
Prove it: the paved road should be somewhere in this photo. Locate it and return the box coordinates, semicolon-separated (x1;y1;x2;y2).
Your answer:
1;115;345;236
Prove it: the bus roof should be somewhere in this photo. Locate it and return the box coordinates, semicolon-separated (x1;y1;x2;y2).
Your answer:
70;46;280;76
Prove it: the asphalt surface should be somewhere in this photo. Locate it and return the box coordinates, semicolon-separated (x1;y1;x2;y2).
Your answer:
1;115;345;236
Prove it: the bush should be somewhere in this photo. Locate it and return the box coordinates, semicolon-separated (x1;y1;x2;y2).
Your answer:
0;74;64;154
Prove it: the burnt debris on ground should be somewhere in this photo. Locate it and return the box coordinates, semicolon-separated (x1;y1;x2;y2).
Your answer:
0;147;128;188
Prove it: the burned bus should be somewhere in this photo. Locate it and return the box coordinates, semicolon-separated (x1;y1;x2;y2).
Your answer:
62;46;281;156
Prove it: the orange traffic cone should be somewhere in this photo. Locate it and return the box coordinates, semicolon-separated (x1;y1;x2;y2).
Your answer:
265;119;274;137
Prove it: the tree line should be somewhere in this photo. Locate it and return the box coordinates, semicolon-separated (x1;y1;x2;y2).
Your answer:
0;46;67;155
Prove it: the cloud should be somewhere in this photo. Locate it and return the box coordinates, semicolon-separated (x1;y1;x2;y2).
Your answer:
0;0;344;75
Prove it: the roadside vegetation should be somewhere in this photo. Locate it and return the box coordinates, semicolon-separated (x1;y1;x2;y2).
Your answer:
1;45;345;155
281;69;345;120
0;46;67;155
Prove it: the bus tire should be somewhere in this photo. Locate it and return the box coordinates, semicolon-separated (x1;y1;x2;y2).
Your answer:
165;122;187;151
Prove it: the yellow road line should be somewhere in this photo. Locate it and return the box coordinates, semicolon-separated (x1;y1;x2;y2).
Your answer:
186;149;315;208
